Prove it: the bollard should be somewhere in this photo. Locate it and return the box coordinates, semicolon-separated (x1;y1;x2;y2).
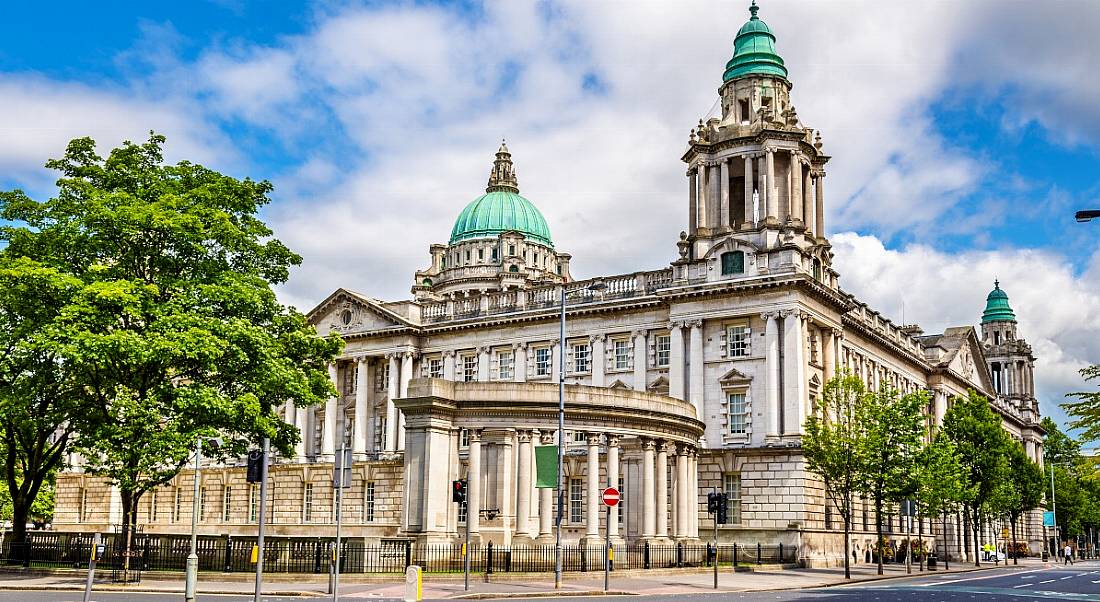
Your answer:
403;565;422;602
779;542;784;563
486;542;494;575
224;535;233;573
643;541;651;570
757;543;762;565
733;543;738;569
676;542;683;568
405;541;412;569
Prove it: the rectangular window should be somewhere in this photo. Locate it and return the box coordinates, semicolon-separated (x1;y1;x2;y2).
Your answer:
249;484;259;523
459;428;470;448
79;488;87;522
174;488;182;523
728;393;748;435
861;496;868;531
304;484;314;523
825;489;833;530
222;485;232;522
534;347;551;377
613;339;630;370
458;493;467;523
461;354;478;382
497;350;514;380
428;357;443;378
365;481;376;523
728;325;751;357
723;473;742;524
491;247;498;262
569;478;584;523
572;343;590;374
572;431;588;443
149;491;157;522
655;335;670;367
382;364;390;390
198;486;206;521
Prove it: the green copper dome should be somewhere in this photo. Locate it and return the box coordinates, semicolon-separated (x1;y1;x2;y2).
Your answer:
449;143;554;247
982;280;1016;323
723;1;789;82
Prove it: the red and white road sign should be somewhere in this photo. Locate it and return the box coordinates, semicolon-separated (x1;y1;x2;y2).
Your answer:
601;487;620;507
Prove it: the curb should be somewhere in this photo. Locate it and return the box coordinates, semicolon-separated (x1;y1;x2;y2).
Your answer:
452;591;637;599
0;584;321;597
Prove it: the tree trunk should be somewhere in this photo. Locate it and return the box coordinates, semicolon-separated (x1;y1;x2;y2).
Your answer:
972;507;981;567
843;510;851;580
119;490;139;582
918;511;925;571
963;509;971;564
1011;515;1018;565
875;497;884;575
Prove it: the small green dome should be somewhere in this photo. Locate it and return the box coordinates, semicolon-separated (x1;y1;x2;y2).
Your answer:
981;280;1016;323
449;142;553;247
723;1;789;82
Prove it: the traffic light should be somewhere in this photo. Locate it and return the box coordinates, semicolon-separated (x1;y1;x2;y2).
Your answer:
716;493;728;525
246;449;264;483
452;479;468;504
707;492;719;514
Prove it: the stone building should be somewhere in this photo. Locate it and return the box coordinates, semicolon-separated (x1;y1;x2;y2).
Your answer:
54;3;1046;565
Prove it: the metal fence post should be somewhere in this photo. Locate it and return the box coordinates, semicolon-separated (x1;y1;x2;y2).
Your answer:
224;535;233;573
313;538;322;574
779;542;784;563
404;542;412;570
643;541;650;570
486;542;494;575
733;543;738;568
756;543;761;565
23;539;31;568
676;542;683;568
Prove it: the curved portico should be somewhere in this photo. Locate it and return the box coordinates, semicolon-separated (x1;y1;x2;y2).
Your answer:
395;379;704;545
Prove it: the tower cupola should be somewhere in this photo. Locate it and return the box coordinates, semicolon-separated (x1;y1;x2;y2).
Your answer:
982;280;1017;323
723;1;788;82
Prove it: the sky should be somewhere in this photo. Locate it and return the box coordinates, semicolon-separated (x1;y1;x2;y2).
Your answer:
1;0;1098;435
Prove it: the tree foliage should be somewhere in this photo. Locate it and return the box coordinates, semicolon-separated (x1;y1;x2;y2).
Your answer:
0;133;342;561
803;373;868;579
1064;365;1100;443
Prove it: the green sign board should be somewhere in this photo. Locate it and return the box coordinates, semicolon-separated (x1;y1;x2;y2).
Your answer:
1043;511;1056;527
535;445;559;488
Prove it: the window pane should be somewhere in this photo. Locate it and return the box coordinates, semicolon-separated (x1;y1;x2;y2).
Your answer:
728;393;747;434
655;335;670;367
728;326;750;357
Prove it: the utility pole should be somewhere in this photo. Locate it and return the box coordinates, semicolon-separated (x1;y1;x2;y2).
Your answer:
333;432;350;602
185;439;202;602
253;438;270;602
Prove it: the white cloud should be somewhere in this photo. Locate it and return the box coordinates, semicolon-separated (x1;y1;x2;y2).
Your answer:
831;232;1100;428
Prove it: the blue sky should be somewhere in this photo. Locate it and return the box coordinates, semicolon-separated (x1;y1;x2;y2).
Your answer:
1;0;1098;433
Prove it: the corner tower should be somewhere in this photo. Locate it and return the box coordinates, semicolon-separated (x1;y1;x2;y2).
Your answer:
980;281;1040;422
675;1;834;289
413;143;572;299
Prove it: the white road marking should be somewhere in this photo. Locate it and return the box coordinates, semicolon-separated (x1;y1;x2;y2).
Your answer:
917;567;1047;587
1040;579;1056;584
1061;575;1073;580
1014;583;1033;588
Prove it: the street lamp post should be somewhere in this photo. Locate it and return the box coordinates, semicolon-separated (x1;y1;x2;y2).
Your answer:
1075;210;1100;222
185;437;221;602
554;281;606;590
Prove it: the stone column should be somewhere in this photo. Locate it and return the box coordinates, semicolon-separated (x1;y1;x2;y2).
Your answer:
656;441;669;539
442;350;456;381
364;360;378;453
516;430;532;540
513;343;527;383
669;322;685;400
803;165;814;233
815;173;825;238
765;148;777;220
632;329;647;392
398;352;414;450
477;346;490;382
641;439;656;538
720;158;730;227
688;168;698;233
689;451;699;538
675;446;689;538
591;334;606;387
386;354;399;452
698;164;709;228
294;402;308;459
783;312;806;436
688;320;704;422
606;435;621;541
790;151;803;222
744;155;755;227
538;431;555;540
586;433;601;539
354;358;369;456
467;430;482;536
821;328;836;389
322;363;338;458
763;312;780;440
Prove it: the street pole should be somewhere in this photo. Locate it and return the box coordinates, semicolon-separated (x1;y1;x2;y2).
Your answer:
604;503;610;593
1050;462;1058;557
82;532;101;602
713;487;719;590
463;497;470;591
185;439;202;602
554;285;566;590
333;435;346;602
253;437;269;602
905;507;911;575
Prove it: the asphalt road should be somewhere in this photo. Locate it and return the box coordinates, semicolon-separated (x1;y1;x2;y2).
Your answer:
0;561;1096;601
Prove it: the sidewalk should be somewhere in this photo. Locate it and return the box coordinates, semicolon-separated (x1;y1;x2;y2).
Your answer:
0;558;1044;599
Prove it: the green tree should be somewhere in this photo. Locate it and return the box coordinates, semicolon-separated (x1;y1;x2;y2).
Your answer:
941;390;1012;567
803;373;869;579
0;134;342;573
858;386;927;575
1001;441;1044;563
1065;365;1100;443
0;242;86;544
1042;418;1100;548
913;434;967;562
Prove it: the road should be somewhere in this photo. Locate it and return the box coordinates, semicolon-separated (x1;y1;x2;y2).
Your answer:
0;561;1096;601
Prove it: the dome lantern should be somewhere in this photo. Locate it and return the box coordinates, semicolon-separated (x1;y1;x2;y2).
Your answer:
723;1;789;82
982;280;1017;323
449;144;554;247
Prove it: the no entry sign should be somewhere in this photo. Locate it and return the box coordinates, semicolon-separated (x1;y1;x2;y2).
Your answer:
601;487;620;507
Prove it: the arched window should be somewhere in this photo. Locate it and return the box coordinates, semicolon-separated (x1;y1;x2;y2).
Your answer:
720;251;744;275
812;258;822;281
509;265;519;273
422;278;432;286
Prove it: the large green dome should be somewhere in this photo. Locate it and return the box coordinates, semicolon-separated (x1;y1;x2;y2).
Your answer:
723;1;788;82
982;280;1016;323
449;143;554;247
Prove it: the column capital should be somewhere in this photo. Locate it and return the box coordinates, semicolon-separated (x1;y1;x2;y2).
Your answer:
586;431;603;444
830;327;844;339
669;320;687;331
400;350;418;360
760;311;780;321
656;439;672;454
589;333;606;344
548;338;561;347
468;428;482;443
511;341;528;352
606;434;620;448
640;437;656;451
516;430;532;443
355;356;369;366
476;345;492;355
687;319;703;330
632;329;648;339
540;431;555;445
442;349;457;358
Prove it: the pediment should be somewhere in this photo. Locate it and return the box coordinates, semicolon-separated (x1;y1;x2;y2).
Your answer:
648;375;670;395
701;235;763;260
942;326;995;393
719;367;752;385
608;379;631;390
308;289;411;334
